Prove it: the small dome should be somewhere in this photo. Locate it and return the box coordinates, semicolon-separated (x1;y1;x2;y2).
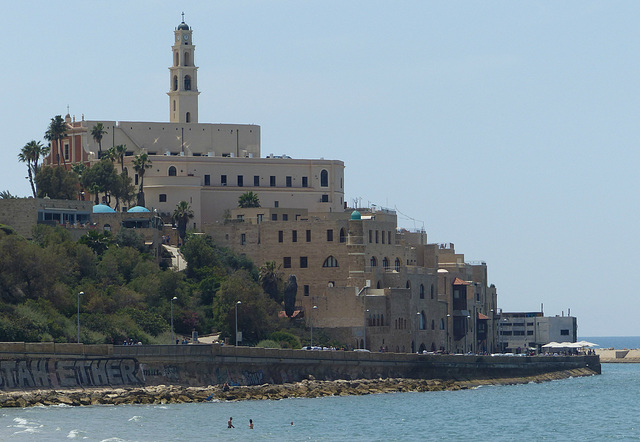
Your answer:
177;22;189;30
350;210;362;220
93;204;115;214
128;206;151;213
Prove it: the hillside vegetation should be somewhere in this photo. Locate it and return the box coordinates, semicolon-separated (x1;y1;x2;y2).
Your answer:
0;225;293;345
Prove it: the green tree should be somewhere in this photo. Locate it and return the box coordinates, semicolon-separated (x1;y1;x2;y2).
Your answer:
114;144;127;173
44;115;68;167
132;152;151;207
78;230;112;256
18;141;39;198
284;274;298;318
82;159;119;207
212;270;278;345
91;122;108;157
238;191;260;208
259;261;283;303
34;166;79;199
0;191;17;199
173;201;194;244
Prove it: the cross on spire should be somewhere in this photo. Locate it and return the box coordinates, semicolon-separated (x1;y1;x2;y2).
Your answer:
181;12;185;22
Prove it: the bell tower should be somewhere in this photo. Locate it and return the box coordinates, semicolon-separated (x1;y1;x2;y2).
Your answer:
168;13;199;123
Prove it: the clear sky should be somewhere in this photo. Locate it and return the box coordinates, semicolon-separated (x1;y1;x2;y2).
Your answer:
2;2;638;336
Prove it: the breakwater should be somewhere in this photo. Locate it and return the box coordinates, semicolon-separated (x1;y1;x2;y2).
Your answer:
0;342;600;392
0;368;597;408
595;349;640;363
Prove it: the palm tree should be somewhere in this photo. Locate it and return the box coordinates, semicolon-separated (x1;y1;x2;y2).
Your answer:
173;200;194;244
18;141;39;198
132;152;152;207
114;144;127;173
91;123;108;158
44;115;68;167
238;191;260;208
259;261;283;303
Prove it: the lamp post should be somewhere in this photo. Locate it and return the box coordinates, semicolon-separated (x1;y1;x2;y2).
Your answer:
416;312;421;353
363;309;369;349
170;296;177;344
310;305;318;348
446;314;451;353
465;315;471;354
235;301;241;347
77;291;84;343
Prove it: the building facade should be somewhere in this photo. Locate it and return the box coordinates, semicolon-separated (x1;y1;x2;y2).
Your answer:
497;312;578;353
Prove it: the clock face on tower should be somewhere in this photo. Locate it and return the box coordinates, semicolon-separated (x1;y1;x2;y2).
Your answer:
183;34;189;41
176;35;180;42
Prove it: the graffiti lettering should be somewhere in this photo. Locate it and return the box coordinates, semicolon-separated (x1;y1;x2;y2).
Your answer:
243;370;264;386
0;358;143;390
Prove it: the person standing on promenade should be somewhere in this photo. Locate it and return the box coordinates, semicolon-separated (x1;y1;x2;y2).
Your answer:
228;417;234;428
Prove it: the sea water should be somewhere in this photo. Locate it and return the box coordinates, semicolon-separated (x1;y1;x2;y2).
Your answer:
2;363;639;441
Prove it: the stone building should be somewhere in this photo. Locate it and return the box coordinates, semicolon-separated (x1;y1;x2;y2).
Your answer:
498;312;577;353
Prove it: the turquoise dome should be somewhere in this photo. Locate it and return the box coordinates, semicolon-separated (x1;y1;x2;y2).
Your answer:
350;210;362;220
93;204;116;214
128;206;151;213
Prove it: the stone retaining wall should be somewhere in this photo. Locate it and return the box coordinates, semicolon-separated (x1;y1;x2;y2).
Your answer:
0;342;600;391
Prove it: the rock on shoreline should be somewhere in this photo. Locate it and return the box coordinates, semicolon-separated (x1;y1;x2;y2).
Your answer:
0;368;596;408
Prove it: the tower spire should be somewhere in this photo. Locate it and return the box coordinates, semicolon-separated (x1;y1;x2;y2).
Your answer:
168;18;199;123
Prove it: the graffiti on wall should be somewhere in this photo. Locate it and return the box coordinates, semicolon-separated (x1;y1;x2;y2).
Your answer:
139;364;179;382
0;358;143;390
214;367;265;386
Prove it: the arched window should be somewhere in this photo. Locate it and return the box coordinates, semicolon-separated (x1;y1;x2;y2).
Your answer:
173;100;176;111
376;281;381;289
440;318;445;330
168;166;177;176
420;284;425;299
184;51;190;66
395;258;401;271
406;281;411;289
173;75;178;91
382;257;389;270
320;169;328;187
339;228;346;243
431;284;434;299
419;311;426;330
380;314;384;326
174;52;179;66
431;319;435;330
370;256;377;267
186;112;191;123
323;256;339;267
184;75;191;90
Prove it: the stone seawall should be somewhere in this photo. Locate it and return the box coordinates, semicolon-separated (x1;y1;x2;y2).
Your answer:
0;342;600;392
595;349;640;363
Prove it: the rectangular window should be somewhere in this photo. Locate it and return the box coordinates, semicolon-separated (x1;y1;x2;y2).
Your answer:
283;257;291;268
274;201;279;208
272;214;278;221
236;215;244;221
64;144;69;160
382;232;385;244
257;214;263;224
282;214;288;221
286;176;292;187
278;231;283;243
560;329;569;335
292;230;297;242
327;229;333;241
237;175;243;187
300;256;308;268
240;233;246;245
204;174;210;186
254;175;260;186
321;194;329;202
159;194;167;202
527;330;533;335
375;230;379;243
304;285;310;296
306;230;311;242
270;176;276;187
388;231;392;244
221;175;227;186
369;230;372;243
135;174;139;185
302;176;308;187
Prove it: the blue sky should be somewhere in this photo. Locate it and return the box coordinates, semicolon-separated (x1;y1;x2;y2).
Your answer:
2;1;638;336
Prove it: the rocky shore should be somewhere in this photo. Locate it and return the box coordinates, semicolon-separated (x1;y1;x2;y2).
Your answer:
0;368;596;408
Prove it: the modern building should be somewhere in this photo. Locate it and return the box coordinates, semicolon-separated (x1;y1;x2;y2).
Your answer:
497;311;577;353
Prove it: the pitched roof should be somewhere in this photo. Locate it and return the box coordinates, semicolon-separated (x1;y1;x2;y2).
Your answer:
452;277;469;286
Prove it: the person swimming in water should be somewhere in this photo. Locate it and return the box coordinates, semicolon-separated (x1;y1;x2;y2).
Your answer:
249;419;254;429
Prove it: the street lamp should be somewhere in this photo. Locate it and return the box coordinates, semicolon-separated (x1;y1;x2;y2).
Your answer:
170;296;177;344
415;312;421;353
77;291;84;343
446;314;451;353
235;301;242;347
363;309;370;350
310;305;318;348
